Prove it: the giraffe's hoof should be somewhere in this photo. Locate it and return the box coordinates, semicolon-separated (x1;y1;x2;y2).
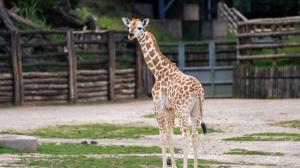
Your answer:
167;157;171;165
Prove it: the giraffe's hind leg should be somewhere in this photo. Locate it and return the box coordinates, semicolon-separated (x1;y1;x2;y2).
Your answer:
191;102;201;168
177;111;190;168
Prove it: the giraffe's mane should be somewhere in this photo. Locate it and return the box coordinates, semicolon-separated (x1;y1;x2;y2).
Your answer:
146;31;179;70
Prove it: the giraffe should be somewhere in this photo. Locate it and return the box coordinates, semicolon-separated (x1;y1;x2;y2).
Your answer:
122;17;207;168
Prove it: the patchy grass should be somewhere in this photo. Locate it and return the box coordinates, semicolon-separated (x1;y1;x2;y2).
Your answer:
2;124;158;139
224;132;300;141
142;114;155;118
275;120;300;129
17;156;231;168
37;143;179;155
0;146;22;154
2;123;218;139
224;148;283;156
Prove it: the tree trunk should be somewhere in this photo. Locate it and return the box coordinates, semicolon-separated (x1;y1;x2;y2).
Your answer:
0;0;16;30
7;10;41;29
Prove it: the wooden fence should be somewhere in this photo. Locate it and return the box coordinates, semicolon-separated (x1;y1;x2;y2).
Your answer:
233;66;300;98
218;2;247;34
237;16;300;65
0;30;146;106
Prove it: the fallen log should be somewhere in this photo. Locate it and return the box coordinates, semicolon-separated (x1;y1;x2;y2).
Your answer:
24;95;68;101
78;91;108;98
23;72;68;78
7;10;41;29
77;81;108;88
77;87;108;93
77;70;108;75
77;96;107;103
24;84;68;90
0;0;16;31
77;75;108;82
24;90;68;96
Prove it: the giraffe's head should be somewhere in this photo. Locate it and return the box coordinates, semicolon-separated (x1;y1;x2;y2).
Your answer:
122;17;149;40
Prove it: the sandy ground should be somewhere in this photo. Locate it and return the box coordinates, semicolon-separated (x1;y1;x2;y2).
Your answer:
0;99;300;167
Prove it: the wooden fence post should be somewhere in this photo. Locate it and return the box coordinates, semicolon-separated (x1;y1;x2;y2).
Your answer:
108;31;116;100
16;31;24;105
10;30;21;106
135;44;143;98
67;31;77;104
209;41;216;97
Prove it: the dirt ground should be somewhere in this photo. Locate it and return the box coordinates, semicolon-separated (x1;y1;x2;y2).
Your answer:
0;99;300;167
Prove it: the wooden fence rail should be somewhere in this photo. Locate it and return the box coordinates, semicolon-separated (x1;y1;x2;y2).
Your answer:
218;2;247;34
0;30;145;106
233;66;300;98
237;16;300;65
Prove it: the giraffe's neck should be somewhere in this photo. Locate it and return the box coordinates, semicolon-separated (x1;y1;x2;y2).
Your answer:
137;31;176;80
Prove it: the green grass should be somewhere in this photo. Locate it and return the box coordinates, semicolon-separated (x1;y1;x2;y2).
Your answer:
0;146;22;154
275;120;300;129
3;124;158;139
142;114;155;118
224;132;300;141
37;143;175;155
2;123;218;139
224;148;283;156
17;156;230;168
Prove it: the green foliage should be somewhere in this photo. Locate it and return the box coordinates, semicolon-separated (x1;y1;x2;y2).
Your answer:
226;33;237;41
11;0;48;29
116;54;135;69
75;5;176;41
10;0;60;11
225;148;283;156
224;132;300;141
37;143;167;155
79;0;130;16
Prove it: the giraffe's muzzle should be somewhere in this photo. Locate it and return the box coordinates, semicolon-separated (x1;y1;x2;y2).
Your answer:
128;33;134;40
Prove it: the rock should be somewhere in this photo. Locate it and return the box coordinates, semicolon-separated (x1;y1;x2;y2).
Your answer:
90;140;97;145
0;135;37;152
80;140;88;145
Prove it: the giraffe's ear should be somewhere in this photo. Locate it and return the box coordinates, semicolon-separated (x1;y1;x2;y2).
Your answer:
142;18;149;28
122;17;130;27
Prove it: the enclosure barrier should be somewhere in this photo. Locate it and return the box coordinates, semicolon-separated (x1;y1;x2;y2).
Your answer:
145;40;236;97
237;16;300;65
0;30;146;106
233;66;300;98
218;2;247;34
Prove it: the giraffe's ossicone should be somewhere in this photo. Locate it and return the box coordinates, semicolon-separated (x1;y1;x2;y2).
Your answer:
122;17;206;168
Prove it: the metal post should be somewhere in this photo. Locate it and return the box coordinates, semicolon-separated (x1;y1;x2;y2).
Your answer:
209;41;216;97
178;42;185;70
158;0;165;19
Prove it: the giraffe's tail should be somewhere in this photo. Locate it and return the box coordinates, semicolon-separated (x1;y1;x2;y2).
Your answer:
198;92;207;134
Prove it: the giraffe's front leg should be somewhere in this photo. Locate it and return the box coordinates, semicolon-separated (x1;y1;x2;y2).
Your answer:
154;105;168;168
166;111;177;168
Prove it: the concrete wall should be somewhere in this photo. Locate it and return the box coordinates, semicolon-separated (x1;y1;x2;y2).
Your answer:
213;20;228;39
184;4;199;21
132;3;153;17
151;19;182;40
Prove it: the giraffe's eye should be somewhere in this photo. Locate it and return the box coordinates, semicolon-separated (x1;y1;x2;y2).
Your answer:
138;27;142;30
